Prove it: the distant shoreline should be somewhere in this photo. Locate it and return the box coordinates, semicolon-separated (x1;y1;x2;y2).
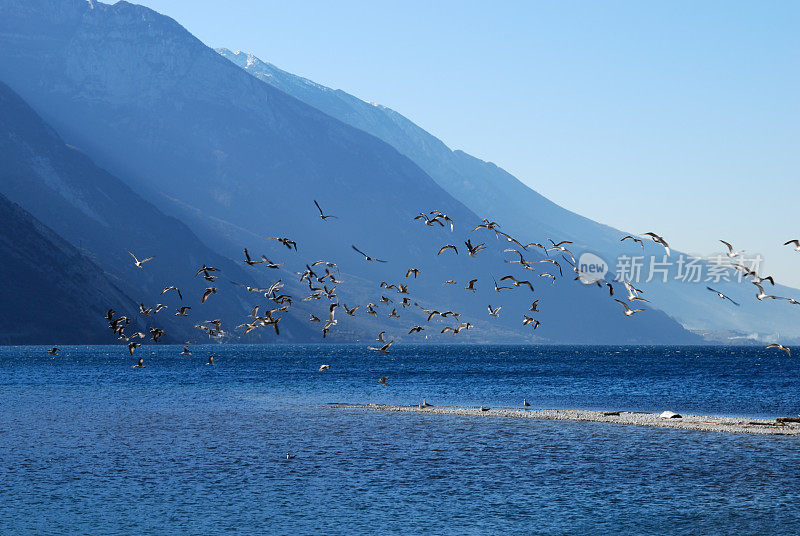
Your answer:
329;404;800;436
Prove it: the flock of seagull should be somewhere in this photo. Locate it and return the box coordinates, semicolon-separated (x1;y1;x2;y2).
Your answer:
44;201;797;372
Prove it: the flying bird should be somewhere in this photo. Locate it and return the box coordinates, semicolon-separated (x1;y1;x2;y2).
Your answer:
318;364;330;373
133;357;145;368
765;344;791;358
784;239;800;252
314;200;337;220
719;240;743;258
201;287;217;304
488;305;502;318
706;286;739;306
378;376;388;385
368;341;394;354
160;286;183;300
128;341;141;356
620;235;645;250
266;237;297;251
406;268;420;278
437;244;458;256
500;275;534;291
464;239;486;257
243;248;263;266
465;279;478;292
643;232;670;256
352;245;387;262
175;306;191;316
614;299;644;317
47;347;59;356
522;316;541;329
128;250;154;269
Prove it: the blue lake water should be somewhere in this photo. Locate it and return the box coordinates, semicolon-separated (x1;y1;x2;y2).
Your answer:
1;344;799;534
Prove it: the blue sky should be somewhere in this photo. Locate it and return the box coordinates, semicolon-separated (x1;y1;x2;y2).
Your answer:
136;0;800;287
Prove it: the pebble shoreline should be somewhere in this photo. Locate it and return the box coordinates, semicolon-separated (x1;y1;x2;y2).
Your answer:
329;403;800;436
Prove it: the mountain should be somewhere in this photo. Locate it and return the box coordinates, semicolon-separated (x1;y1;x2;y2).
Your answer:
216;48;800;343
0;192;144;344
0;0;700;344
0;78;312;343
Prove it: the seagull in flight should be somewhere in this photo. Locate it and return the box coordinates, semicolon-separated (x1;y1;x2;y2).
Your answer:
765;344;791;358
47;347;59;356
620;235;645;250
243;248;262;266
314;200;337;220
784;239;800;252
128;250;154;268
753;282;777;301
614;299;644;317
161;286;183;300
201;287;217;304
706;286;739;306
522;316;541;329
405;268;420;278
643;232;670;256
318;364;330;373
266;237;297;251
368;341;394;354
719;240;743;258
487;305;502;318
438;244;458;256
352;245;387;262
464;239;486;257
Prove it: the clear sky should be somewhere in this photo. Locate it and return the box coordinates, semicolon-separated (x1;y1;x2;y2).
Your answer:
135;0;800;287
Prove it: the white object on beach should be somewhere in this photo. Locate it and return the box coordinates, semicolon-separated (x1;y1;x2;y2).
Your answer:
659;411;682;419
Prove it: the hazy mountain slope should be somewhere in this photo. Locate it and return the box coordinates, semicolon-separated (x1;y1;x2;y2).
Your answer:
0;192;144;344
216;48;800;342
0;79;312;343
0;0;700;344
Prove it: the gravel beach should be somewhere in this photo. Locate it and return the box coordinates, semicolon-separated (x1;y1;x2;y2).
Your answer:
329;403;800;436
